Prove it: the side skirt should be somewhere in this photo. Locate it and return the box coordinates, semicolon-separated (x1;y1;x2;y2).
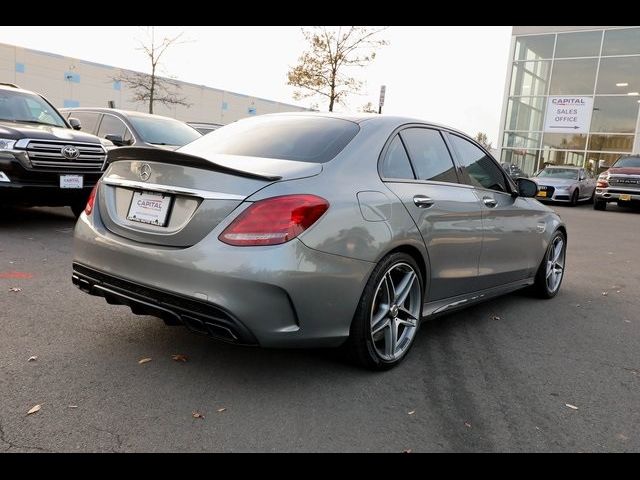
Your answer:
422;278;535;319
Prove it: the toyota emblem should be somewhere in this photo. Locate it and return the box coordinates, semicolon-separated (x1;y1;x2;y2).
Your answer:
61;145;80;160
139;163;152;182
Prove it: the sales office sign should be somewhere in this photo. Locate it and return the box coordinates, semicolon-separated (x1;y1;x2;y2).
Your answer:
543;96;593;134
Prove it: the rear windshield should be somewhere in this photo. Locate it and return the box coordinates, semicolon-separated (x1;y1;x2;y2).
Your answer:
536;168;578;179
179;115;360;163
613;156;640;168
128;115;201;147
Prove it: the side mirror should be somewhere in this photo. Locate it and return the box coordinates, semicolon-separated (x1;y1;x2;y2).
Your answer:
68;117;82;130
516;177;538;198
104;134;131;146
579;175;586;181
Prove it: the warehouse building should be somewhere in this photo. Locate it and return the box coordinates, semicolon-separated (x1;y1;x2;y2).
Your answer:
498;26;640;175
0;41;307;126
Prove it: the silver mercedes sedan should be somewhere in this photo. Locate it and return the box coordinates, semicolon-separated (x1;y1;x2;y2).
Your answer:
72;113;567;370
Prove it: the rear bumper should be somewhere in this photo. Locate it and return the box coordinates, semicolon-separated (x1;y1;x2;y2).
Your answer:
73;209;375;348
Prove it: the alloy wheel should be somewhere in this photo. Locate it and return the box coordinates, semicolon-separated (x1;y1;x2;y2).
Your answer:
369;262;421;361
546;236;565;293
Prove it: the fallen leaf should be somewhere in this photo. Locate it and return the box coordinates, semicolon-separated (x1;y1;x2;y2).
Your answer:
565;403;579;410
68;405;78;409
27;404;41;415
464;422;472;428
575;304;581;308
490;315;501;321
407;410;415;415
402;449;412;453
9;287;21;292
172;354;188;363
616;290;621;293
217;408;226;413
192;411;205;419
602;292;608;296
138;357;152;364
28;355;38;362
624;320;631;324
616;433;628;441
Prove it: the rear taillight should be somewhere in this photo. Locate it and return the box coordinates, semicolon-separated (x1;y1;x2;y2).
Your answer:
219;194;329;246
85;184;98;215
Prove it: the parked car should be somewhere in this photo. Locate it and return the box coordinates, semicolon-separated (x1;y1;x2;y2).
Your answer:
187;122;223;135
500;162;528;180
0;83;107;217
72;113;566;370
594;154;640;210
531;165;596;206
60;108;201;151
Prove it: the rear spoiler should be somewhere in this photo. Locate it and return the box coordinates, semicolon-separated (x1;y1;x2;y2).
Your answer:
106;147;282;181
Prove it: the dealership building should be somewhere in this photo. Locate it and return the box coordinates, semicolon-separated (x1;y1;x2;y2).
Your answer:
498;26;640;175
0;41;307;126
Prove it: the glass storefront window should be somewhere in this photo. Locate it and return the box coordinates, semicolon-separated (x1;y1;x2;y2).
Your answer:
503;131;541;149
596;56;640;95
510;61;551;96
549;59;598;95
588;134;634;152
514;35;555;61
504;97;545;131
586;151;626;172
590;96;640;133
540;149;586;168
541;133;587;150
602;27;640;56
501;149;541;175
555;30;602;58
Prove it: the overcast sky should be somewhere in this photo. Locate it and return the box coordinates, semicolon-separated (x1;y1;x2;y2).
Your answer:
0;26;512;144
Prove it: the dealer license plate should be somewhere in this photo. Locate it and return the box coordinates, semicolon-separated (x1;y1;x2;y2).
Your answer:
127;191;173;226
537;191;547;197
60;175;83;189
619;194;631;201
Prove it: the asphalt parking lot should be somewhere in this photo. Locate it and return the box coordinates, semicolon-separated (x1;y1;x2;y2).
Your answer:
1;202;639;452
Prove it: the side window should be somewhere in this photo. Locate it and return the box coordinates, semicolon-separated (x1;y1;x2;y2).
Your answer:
450;134;508;192
380;135;415;179
399;128;458;183
97;115;127;139
71;112;101;134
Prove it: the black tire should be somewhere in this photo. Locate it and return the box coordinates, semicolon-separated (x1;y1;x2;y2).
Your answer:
347;252;424;371
570;189;579;206
594;199;606;210
532;230;566;299
589;189;595;203
70;199;86;218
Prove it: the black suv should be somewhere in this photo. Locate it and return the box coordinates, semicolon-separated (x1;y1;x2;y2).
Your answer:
0;83;107;217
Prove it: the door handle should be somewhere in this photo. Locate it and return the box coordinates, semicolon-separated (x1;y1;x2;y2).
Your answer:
413;195;435;208
482;196;497;208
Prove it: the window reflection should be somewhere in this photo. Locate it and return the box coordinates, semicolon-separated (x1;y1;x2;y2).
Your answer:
555;31;602;58
549;59;598;95
596;57;640;94
503;131;541;149
591;96;640;133
510;61;551;96
540;149;587;167
588;134;634;152
602;27;640;56
542;133;587;150
505;97;545;131
514;35;555;61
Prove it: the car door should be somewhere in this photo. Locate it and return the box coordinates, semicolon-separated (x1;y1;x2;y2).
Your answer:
380;127;483;301
446;132;544;289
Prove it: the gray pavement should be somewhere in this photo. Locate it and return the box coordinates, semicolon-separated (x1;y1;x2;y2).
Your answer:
0;202;638;452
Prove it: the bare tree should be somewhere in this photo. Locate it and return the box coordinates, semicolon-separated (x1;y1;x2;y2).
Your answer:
287;26;388;112
114;27;191;114
474;132;493;150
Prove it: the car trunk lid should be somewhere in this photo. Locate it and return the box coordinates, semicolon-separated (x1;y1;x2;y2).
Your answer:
97;147;322;247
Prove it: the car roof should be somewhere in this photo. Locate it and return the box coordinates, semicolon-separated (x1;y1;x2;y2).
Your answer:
0;83;43;96
545;165;582;170
240;111;474;137
59;107;179;121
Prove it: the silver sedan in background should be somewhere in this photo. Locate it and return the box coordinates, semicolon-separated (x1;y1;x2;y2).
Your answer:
72;113;567;370
532;166;596;205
